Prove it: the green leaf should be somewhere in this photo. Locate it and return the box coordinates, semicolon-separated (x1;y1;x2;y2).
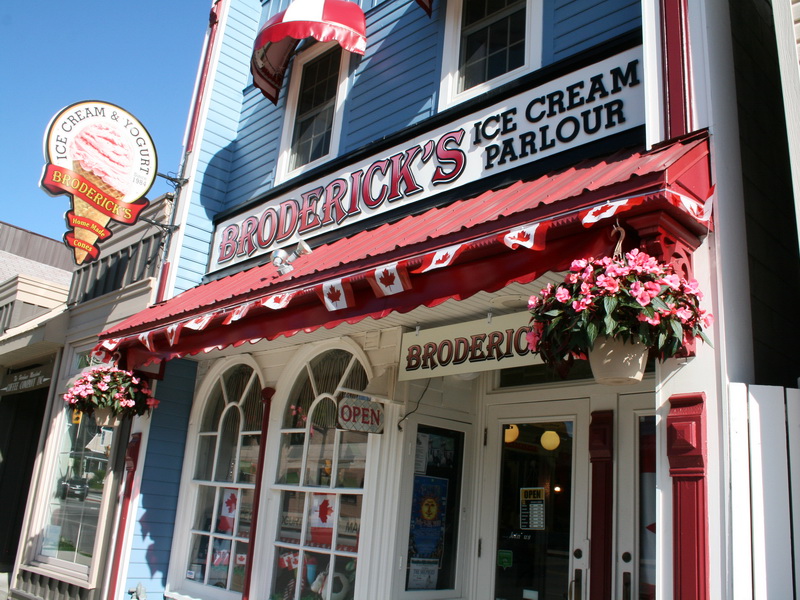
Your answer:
586;321;598;346
603;295;618;316
604;314;617;336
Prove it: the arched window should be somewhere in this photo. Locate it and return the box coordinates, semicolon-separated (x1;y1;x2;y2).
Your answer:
185;362;263;592
269;348;368;600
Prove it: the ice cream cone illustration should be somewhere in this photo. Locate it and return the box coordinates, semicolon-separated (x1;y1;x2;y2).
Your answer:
69;124;132;264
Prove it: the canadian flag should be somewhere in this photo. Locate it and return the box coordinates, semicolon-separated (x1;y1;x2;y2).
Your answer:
138;331;155;352
165;322;184;347
217;489;238;533
184;313;215;331
580;196;645;226
412;243;466;273
222;302;253;325
367;262;412;297
259;291;297;310
500;222;550;250
316;278;355;311
667;186;714;222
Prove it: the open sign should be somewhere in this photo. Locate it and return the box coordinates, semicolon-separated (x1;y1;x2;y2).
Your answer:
338;395;384;434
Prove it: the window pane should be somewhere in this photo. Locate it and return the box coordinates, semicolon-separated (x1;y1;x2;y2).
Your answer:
238;434;260;483
283;369;313;428
194;435;215;480
306;493;336;548
277;432;305;484
306;403;337;487
332;555;357;600
214;408;240;482
336;430;367;488
201;382;224;432
271;547;300;599
459;0;526;91
222;364;253;404
193;485;216;531
241;379;263;431
187;533;209;582
304;550;332;594
216;488;239;534
208;537;232;588
290;47;342;170
336;494;362;552
39;408;110;566
238;488;255;538
278;490;306;544
231;541;249;592
310;349;351;395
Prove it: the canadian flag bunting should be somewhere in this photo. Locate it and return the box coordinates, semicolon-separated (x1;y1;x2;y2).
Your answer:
165;322;184;347
260;291;297;310
667;187;714;222
500;222;550;250
99;338;121;351
91;346;117;364
184;313;215;331
368;262;412;297
138;331;155;352
317;278;355;311
412;243;466;273
580;196;645;226
222;302;253;325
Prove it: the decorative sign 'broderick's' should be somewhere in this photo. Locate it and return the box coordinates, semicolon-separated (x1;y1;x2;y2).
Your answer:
211;47;644;272
41;101;158;265
399;312;542;381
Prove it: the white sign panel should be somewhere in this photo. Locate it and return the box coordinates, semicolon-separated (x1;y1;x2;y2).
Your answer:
210;47;644;272
399;312;542;381
338;395;385;433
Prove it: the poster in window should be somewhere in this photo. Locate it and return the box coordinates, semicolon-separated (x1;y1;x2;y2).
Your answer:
408;475;448;568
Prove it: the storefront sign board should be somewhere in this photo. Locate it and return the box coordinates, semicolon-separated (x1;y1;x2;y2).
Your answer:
399;311;541;381
210;47;644;272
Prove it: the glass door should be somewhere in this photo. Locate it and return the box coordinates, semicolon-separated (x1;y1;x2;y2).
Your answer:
477;399;591;600
617;394;657;600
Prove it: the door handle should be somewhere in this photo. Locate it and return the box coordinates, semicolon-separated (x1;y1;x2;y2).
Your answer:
622;571;631;600
569;567;583;600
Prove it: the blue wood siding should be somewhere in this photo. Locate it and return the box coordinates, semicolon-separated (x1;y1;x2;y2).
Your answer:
172;0;262;292
177;0;640;287
124;358;198;599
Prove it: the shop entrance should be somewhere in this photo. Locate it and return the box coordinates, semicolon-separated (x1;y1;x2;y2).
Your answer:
477;392;655;600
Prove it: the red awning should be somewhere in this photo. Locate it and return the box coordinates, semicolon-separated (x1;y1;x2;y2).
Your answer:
97;133;713;367
251;0;367;103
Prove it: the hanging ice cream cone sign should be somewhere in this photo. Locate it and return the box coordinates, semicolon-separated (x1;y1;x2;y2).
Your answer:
40;101;157;265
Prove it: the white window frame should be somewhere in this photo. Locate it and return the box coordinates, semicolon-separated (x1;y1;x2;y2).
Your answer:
248;339;380;600
274;41;351;185
438;0;544;110
165;355;264;600
20;343;123;587
392;413;474;600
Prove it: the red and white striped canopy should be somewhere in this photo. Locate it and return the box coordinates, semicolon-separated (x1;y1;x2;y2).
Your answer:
250;0;367;103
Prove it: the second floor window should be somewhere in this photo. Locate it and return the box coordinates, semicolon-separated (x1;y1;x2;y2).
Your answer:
459;0;526;91
278;43;348;182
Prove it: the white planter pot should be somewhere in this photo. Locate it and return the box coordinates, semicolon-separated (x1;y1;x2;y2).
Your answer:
588;336;648;385
93;407;121;427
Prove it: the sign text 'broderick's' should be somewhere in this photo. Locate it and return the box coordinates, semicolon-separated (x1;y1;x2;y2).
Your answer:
211;48;644;272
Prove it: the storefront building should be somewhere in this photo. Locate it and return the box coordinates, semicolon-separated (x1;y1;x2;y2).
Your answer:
10;0;800;599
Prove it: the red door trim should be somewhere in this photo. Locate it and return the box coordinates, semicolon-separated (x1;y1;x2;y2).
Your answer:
589;410;614;600
666;392;709;600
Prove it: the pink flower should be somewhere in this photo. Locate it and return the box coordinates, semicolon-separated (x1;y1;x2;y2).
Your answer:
565;272;579;284
630;281;652;306
684;279;703;299
637;312;661;326
596;274;620;294
570;259;588;272
701;311;714;328
555;287;571;303
659;274;681;290
528;295;541;310
572;297;593;312
526;329;540;351
675;307;693;323
97;382;109;391
146;397;160;408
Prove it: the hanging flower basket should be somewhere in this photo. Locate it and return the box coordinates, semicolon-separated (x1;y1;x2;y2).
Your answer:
92;406;122;428
527;248;713;384
588;336;648;384
63;365;160;423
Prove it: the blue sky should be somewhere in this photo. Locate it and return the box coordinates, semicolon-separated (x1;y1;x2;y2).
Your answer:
0;2;212;240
